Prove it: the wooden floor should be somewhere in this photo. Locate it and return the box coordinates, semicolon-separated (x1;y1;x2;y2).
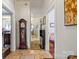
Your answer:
5;50;53;59
31;35;41;50
5;35;53;59
31;40;41;50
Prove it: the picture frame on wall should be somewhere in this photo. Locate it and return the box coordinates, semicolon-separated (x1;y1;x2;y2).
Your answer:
64;0;77;26
43;16;46;25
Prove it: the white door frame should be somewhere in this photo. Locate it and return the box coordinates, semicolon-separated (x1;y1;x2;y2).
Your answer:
2;3;16;52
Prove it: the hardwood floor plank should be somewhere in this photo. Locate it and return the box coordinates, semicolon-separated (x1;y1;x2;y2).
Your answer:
5;50;53;59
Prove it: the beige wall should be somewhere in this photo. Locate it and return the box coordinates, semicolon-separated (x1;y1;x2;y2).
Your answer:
55;0;77;59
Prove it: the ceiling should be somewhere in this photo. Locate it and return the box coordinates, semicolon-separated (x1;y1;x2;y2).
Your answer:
30;0;44;8
15;0;54;17
16;0;44;8
16;0;30;1
30;0;45;17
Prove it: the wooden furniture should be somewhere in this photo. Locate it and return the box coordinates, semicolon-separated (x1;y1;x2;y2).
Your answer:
19;19;27;49
67;55;77;59
40;17;46;50
4;31;11;46
2;48;10;59
40;30;45;49
49;40;54;59
2;31;11;59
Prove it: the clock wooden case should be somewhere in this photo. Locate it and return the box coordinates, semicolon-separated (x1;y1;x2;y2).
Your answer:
19;19;27;49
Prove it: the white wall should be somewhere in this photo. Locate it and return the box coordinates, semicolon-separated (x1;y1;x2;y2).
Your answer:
48;8;55;41
15;1;31;49
42;0;55;16
45;16;49;51
2;0;16;52
55;0;77;59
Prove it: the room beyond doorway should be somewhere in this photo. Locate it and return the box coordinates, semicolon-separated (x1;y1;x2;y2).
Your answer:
31;17;42;50
2;5;12;59
30;17;46;50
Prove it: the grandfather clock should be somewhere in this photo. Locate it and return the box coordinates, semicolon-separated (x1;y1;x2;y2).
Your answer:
19;19;27;49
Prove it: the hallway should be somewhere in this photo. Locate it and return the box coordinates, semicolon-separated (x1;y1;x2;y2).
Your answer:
5;50;53;59
2;0;77;59
31;35;41;50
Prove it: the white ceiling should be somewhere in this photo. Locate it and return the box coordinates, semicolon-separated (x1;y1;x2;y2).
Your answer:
30;0;44;8
30;0;45;17
16;0;30;1
16;0;44;8
15;0;54;17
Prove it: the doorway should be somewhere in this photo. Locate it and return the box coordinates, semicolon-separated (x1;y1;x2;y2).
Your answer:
31;17;40;50
30;16;46;50
48;7;55;58
30;17;46;50
2;6;12;59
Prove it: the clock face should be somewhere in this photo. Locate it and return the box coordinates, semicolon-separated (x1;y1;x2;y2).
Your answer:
21;22;25;28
